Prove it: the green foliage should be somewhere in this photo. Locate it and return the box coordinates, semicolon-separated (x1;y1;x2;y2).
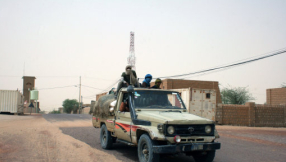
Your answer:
281;82;286;88
62;99;79;113
221;86;254;105
39;111;47;114
49;109;61;114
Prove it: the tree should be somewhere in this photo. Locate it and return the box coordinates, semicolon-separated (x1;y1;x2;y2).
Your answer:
281;82;286;88
62;99;79;113
49;109;61;114
221;86;254;105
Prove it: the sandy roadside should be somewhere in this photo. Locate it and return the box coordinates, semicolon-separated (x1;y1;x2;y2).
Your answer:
0;114;121;162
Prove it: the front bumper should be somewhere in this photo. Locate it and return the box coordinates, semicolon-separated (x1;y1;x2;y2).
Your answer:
153;142;221;154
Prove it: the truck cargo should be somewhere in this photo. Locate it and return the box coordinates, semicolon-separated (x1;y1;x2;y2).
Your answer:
171;88;217;121
0;90;24;115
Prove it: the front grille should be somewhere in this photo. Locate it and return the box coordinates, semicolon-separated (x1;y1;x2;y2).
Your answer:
164;124;215;137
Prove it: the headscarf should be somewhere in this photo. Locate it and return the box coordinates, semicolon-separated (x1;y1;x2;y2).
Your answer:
155;78;162;83
124;65;138;86
153;78;162;88
143;74;152;87
125;65;132;75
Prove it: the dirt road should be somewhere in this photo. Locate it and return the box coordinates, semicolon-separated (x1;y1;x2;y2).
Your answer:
0;114;121;162
1;114;286;162
215;126;286;162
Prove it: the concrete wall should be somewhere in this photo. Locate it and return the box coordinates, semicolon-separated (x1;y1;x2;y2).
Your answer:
150;79;222;104
216;102;286;127
267;88;286;105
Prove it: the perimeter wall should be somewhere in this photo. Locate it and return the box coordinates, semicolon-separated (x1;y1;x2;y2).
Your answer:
216;102;286;127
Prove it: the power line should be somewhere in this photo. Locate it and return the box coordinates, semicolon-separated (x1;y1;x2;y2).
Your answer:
193;47;286;74
154;48;286;79
82;76;118;81
38;85;77;90
100;77;121;93
82;95;97;99
81;85;104;90
0;75;78;78
36;76;78;78
102;48;286;92
0;75;118;81
0;75;22;77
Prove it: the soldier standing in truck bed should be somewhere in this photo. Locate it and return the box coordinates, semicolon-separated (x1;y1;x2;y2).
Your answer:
116;65;139;97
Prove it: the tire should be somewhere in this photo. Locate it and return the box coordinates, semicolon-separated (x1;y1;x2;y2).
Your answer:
100;124;113;149
192;151;216;162
112;137;117;143
137;134;160;162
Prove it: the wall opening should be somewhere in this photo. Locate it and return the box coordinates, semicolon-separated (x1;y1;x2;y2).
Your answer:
206;93;211;99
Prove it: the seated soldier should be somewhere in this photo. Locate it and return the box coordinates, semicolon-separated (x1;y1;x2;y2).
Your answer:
119;94;129;112
141;74;152;88
151;78;162;89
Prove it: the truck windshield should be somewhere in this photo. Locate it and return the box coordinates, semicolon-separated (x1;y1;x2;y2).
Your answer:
133;90;186;109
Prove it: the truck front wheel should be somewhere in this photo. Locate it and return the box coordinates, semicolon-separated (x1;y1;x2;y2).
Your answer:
192;151;216;162
137;134;159;162
100;124;113;149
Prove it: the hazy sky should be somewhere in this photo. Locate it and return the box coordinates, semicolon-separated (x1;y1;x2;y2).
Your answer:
1;0;286;112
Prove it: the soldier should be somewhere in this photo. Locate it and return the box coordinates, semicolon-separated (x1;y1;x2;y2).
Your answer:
119;93;129;112
116;65;139;97
151;78;162;89
141;74;152;88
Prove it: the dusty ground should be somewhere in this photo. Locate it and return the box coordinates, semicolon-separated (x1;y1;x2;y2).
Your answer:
216;125;286;146
0;114;121;162
1;114;286;162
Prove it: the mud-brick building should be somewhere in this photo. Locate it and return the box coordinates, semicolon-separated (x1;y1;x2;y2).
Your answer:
22;76;36;102
266;88;286;105
150;79;222;104
22;76;40;113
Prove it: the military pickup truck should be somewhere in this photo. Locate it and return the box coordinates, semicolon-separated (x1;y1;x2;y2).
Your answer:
92;86;221;162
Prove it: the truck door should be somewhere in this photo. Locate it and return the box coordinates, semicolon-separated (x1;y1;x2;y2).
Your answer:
114;93;132;142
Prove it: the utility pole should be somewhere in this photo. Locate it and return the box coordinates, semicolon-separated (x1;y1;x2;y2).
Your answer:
79;76;81;114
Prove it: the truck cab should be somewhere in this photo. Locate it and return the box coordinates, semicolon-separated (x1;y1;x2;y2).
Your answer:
92;86;220;162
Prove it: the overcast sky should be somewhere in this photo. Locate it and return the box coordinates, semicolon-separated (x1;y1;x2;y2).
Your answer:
1;0;286;112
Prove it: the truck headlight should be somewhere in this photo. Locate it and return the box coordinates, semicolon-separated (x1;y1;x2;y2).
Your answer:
167;126;175;135
205;125;212;134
